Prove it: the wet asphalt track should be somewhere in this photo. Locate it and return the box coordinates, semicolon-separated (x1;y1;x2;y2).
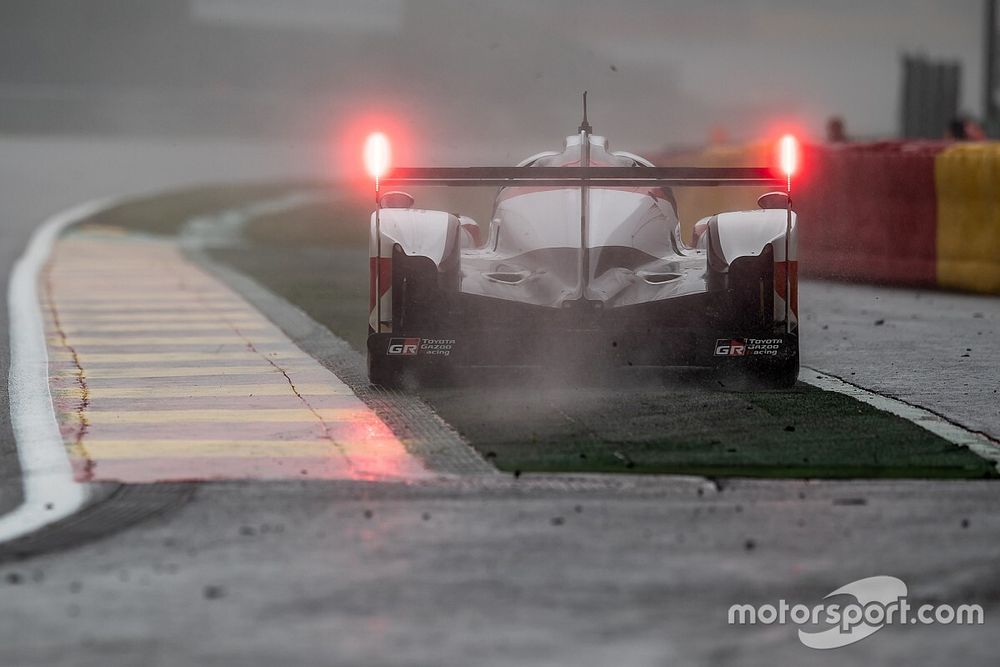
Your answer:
1;137;999;665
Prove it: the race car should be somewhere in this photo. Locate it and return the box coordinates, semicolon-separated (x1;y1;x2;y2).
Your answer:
364;108;800;389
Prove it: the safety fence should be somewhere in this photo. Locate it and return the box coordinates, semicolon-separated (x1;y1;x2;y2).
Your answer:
657;141;1000;294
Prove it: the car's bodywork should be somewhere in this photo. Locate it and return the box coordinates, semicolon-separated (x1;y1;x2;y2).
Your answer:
366;122;799;388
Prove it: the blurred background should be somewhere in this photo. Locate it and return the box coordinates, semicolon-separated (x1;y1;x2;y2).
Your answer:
0;0;993;169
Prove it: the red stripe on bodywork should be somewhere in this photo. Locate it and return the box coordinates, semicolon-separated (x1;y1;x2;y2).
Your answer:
774;260;799;316
368;256;392;312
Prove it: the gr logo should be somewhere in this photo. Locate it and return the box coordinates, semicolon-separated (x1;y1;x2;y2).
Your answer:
387;338;420;356
715;339;746;356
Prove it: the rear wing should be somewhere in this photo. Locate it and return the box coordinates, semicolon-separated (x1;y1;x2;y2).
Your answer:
381;166;784;189
366;129;800;334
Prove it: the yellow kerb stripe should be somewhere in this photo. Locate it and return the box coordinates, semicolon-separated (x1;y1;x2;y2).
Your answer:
51;366;303;379
69;439;397;459
45;294;239;301
82;408;371;424
49;336;283;346
56;323;273;333
51;351;311;363
48;313;261;323
54;384;352;399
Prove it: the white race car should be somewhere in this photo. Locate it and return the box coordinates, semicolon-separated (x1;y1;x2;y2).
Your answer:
365;105;800;388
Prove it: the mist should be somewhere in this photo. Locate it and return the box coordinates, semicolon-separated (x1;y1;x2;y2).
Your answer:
0;0;984;168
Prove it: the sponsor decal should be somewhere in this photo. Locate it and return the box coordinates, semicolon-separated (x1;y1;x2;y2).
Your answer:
714;338;783;357
419;338;455;356
386;338;456;357
714;339;746;356
387;338;420;356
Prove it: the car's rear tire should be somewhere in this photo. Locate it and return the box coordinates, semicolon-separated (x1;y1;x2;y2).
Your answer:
370;355;444;390
713;348;799;390
369;354;406;389
754;349;800;389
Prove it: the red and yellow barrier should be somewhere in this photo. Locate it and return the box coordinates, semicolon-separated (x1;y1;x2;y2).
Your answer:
656;140;1000;294
935;144;1000;293
795;142;943;287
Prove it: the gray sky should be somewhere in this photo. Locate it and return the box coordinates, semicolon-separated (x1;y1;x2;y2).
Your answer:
0;1;985;163
193;0;984;149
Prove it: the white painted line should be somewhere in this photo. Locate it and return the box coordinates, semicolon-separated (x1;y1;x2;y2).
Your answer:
179;190;326;249
0;199;117;543
802;365;1000;471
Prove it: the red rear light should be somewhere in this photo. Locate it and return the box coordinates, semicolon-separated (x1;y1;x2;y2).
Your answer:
779;134;799;178
364;132;391;180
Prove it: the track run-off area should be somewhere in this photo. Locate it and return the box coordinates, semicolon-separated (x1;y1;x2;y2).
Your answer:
2;176;999;666
5;186;1000;537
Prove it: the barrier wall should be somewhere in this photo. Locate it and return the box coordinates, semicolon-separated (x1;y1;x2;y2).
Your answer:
657;141;1000;294
935;144;1000;293
796;142;943;287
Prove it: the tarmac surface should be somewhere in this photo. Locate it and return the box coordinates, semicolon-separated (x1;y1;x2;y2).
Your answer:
1;137;998;665
800;280;1000;440
1;476;997;666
